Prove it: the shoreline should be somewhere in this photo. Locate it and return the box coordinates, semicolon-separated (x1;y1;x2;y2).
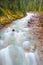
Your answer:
0;14;26;29
0;12;43;29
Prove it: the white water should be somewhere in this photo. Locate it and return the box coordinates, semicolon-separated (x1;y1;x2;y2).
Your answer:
0;13;40;65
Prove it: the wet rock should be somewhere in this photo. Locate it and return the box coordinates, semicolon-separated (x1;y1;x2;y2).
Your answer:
12;29;15;32
28;14;43;27
0;23;4;29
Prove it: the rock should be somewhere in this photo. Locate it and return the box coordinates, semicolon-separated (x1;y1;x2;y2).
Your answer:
0;23;4;29
27;14;43;27
12;29;15;32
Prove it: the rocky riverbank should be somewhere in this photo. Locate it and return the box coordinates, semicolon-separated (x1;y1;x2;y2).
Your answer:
28;13;43;27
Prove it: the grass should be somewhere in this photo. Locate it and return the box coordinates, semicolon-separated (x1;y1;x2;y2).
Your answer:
0;7;24;28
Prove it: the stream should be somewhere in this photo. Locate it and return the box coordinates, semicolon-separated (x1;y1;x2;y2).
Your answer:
0;13;42;65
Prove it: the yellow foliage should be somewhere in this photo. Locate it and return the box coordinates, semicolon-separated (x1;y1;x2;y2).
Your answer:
0;8;24;26
0;16;9;24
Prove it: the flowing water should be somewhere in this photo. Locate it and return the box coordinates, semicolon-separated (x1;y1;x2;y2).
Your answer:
0;13;41;65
